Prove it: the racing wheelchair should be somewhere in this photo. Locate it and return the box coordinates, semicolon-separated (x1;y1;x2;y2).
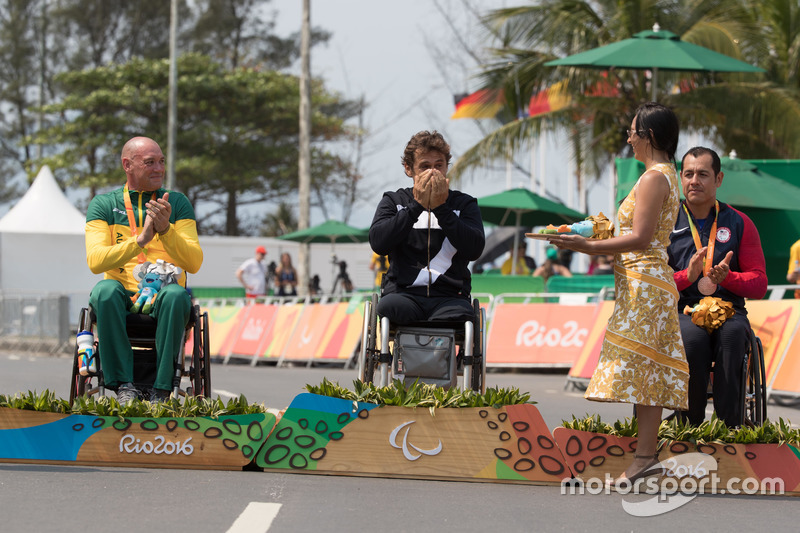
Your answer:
357;293;486;392
69;303;211;404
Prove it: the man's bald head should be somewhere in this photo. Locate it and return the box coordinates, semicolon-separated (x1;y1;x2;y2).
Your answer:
121;136;165;191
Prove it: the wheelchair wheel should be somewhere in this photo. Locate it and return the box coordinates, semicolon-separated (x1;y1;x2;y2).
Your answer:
754;334;767;423
470;299;485;393
190;306;211;398
69;343;84;404
69;307;97;404
202;310;211;396
362;293;378;384
742;331;766;426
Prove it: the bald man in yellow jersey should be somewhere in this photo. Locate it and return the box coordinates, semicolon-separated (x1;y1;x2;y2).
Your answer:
85;137;203;404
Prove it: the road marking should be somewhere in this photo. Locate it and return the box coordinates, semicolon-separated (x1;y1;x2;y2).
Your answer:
213;389;238;399
226;502;282;533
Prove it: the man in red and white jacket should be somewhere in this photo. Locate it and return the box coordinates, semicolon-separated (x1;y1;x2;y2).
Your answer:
667;147;767;427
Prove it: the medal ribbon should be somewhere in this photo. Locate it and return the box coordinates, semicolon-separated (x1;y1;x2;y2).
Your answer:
682;200;718;276
123;185;147;264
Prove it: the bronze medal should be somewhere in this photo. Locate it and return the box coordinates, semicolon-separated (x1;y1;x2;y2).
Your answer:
698;276;717;295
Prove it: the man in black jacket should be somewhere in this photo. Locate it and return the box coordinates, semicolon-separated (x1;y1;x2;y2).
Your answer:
369;130;485;324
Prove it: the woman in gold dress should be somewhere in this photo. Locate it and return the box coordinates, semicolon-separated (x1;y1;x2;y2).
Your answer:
546;102;688;486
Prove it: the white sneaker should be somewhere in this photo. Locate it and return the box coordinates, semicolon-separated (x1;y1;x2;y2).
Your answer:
117;383;139;405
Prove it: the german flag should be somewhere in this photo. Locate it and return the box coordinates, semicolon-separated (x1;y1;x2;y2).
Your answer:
528;80;571;117
451;89;505;119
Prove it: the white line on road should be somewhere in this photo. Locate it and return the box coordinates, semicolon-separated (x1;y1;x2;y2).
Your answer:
226;502;282;533
213;389;239;398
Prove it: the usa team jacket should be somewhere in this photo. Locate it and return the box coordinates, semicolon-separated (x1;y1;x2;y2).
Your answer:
85;187;204;292
667;201;767;313
369;187;485;298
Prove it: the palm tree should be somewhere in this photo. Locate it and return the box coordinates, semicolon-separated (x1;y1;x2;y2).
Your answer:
695;0;800;158
450;0;795;205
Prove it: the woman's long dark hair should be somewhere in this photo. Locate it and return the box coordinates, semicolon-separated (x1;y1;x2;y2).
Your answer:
634;102;680;163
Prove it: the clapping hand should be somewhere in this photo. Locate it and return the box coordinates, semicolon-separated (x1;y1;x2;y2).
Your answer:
137;192;171;247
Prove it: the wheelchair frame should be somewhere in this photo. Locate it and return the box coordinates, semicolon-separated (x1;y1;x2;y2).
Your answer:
357;293;486;392
707;328;767;427
741;329;767;426
69;304;211;404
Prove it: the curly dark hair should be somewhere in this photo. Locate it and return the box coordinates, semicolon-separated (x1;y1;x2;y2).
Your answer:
401;130;452;171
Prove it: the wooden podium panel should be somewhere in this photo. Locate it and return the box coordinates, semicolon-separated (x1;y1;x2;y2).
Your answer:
0;408;276;470
553;427;800;494
255;393;568;484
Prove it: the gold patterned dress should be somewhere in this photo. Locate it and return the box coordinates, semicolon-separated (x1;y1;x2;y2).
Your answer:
585;163;689;410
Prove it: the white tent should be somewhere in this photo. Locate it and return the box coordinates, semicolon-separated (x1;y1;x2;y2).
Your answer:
0;165;99;297
0;165;86;234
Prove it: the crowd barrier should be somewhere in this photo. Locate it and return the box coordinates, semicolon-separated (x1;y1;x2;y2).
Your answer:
196;287;800;400
198;296;365;366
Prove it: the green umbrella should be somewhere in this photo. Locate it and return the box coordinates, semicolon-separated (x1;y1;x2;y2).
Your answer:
545;24;764;100
478;188;587;274
616;156;800;285
277;219;369;245
615;157;800;211
278;220;369;291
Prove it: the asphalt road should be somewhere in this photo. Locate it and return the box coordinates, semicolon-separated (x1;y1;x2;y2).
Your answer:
1;352;798;532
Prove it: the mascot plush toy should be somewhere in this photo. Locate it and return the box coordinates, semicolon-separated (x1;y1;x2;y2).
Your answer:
536;212;615;239
130;259;183;314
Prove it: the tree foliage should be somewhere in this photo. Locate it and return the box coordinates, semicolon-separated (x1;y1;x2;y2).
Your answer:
0;0;366;236
31;53;360;235
452;0;800;197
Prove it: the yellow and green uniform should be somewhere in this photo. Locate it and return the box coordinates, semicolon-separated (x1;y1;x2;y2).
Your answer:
85;187;203;391
788;239;800;298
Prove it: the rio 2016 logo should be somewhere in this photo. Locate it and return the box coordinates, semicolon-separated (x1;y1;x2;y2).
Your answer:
119;434;194;456
516;320;587;348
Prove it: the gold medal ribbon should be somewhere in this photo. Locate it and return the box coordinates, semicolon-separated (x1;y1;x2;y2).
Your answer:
123;185;147;264
682;200;718;276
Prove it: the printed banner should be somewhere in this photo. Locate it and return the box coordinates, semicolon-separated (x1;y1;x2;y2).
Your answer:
204;305;248;357
745;301;800;387
261;304;304;359
226;304;279;359
567;301;615;380
316;302;365;360
486;303;601;366
770;331;800;395
280;303;339;362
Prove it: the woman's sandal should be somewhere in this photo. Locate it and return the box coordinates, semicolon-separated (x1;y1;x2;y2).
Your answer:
607;453;664;490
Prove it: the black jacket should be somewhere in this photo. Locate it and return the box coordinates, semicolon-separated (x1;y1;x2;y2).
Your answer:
369;187;485;298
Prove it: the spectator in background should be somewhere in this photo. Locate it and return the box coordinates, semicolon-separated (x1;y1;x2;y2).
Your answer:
275;252;298;297
501;241;536;275
236;246;268;298
533;246;572;283
786;238;800;298
592;255;615;275
309;274;321;296
369;251;390;289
